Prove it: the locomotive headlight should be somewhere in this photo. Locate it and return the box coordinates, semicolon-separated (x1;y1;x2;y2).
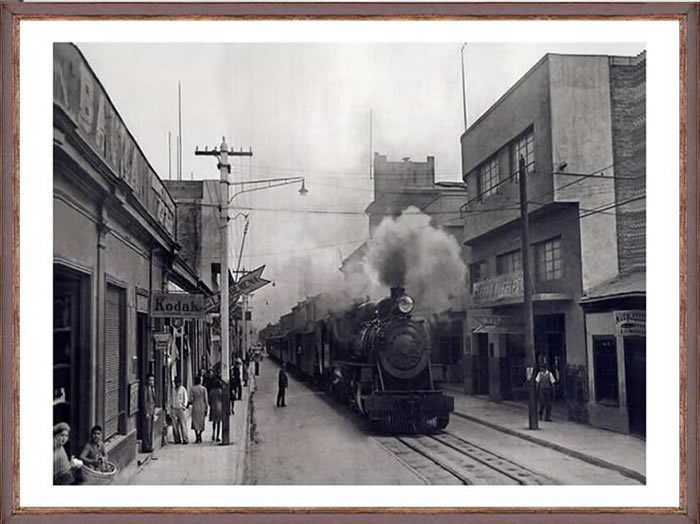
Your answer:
397;295;415;314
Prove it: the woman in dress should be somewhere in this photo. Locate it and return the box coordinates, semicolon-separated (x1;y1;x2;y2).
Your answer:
188;375;209;444
208;376;224;442
79;425;109;471
53;422;81;485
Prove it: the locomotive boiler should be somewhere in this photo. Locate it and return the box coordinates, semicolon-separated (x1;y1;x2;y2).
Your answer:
327;287;454;433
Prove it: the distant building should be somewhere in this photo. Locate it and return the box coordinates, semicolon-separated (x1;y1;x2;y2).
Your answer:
460;52;645;434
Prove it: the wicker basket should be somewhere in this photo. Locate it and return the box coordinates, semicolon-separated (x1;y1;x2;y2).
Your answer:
81;461;118;485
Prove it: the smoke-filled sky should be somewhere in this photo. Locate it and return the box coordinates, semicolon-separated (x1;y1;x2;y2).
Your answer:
76;41;644;331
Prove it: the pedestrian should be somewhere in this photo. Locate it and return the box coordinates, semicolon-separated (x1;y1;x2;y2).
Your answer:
170;376;189;444
142;373;157;454
53;422;82;485
233;358;243;401
254;355;260;376
189;375;209;444
79;425;109;471
242;355;249;387
208;375;224;442
277;363;288;407
229;365;237;415
535;363;557;421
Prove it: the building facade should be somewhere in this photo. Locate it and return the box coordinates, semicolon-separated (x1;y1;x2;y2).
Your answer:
460;52;646;432
53;43;205;469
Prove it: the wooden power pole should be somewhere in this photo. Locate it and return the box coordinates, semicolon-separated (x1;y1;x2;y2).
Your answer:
195;137;252;445
519;155;538;430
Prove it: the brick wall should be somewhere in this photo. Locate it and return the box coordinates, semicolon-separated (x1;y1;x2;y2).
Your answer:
609;53;646;272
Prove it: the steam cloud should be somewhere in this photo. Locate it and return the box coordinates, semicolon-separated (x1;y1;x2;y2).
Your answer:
365;206;467;314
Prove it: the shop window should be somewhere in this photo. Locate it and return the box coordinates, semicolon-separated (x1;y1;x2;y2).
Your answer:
593;336;619;406
477;157;500;200
496;249;522;275
535;237;563;281
510;129;535;183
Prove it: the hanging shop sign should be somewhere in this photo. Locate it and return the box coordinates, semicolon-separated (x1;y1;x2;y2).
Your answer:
614;310;646;337
203;265;271;314
151;292;204;319
153;333;171;352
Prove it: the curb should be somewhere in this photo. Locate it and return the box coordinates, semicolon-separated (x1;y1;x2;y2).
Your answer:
453;411;646;484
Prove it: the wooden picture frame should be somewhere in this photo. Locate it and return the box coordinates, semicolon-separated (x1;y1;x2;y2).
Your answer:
1;2;696;523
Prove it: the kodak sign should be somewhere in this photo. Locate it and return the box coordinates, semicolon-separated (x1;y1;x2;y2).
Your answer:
151;293;204;319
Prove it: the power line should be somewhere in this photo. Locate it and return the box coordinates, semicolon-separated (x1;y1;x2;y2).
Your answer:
468;193;646;266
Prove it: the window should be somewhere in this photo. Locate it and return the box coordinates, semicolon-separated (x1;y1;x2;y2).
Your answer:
477;157;500;200
469;260;487;292
593;336;619;405
535;237;562;281
496;250;522;275
510;130;534;183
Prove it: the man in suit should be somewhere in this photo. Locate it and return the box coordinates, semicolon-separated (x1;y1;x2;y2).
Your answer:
277;363;289;407
142;374;157;454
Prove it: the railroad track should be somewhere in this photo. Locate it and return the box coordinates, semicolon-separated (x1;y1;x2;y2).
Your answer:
374;431;556;485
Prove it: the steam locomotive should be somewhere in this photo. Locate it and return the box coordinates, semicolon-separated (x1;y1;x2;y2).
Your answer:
262;287;454;433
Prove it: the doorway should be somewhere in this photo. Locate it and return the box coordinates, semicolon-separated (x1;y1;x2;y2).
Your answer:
54;267;89;457
475;333;489;395
624;336;646;437
136;312;148;443
535;314;566;399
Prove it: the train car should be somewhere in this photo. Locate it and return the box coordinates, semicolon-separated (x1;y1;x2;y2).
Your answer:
325;287;454;433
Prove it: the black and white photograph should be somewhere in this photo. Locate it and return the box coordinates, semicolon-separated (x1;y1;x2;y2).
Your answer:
12;14;686;511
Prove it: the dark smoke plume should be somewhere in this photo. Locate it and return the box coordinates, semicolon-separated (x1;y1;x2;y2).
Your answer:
365;206;467;313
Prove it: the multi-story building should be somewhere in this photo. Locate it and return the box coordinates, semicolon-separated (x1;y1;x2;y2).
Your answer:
460;52;645;434
163;180;223;370
53;43;208;470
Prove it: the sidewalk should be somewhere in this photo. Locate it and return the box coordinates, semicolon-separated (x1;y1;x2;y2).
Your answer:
114;382;253;485
442;385;646;483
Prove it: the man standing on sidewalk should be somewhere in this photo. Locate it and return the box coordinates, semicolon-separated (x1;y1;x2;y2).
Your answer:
277;363;288;407
535;363;556;422
171;376;189;444
142;374;157;454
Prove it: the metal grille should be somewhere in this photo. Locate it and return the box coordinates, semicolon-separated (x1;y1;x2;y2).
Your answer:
104;285;123;438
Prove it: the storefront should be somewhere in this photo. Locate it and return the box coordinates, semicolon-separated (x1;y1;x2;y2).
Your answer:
53;43;203;471
581;271;646;436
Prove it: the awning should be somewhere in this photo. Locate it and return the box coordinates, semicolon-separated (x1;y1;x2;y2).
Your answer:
580;270;646;305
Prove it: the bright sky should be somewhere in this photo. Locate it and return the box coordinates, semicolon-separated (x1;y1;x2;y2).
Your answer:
77;41;644;330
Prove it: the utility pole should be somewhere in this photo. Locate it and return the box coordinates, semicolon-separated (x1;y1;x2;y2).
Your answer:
195;137;252;445
519;156;538;430
242;292;249;361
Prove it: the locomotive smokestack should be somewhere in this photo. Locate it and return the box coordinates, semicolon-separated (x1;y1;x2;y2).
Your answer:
390;287;405;301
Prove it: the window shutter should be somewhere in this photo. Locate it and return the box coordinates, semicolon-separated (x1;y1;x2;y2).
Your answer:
104;285;122;437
